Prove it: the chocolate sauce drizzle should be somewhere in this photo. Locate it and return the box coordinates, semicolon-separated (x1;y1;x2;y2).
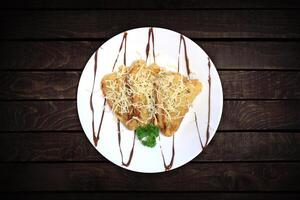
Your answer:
178;34;204;148
90;29;211;170
90;50;100;146
159;135;175;171
111;32;136;167
205;57;211;147
95;99;106;146
194;113;204;148
117;120;136;167
178;35;190;75
112;32;128;71
146;28;175;170
91;32;128;147
146;27;156;63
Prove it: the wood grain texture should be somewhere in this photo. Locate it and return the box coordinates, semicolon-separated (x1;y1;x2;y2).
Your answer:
0;162;299;191
1;0;300;9
1;71;299;99
0;100;299;131
1;192;300;200
0;132;299;162
0;10;299;39
220;100;300;130
0;72;80;99
220;71;300;99
0;101;81;131
0;41;100;70
0;5;299;196
1;41;300;70
201;42;300;70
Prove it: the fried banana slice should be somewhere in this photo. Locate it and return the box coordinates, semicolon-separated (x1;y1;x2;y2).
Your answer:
155;72;202;136
101;59;202;136
126;60;160;126
101;66;139;130
101;60;161;130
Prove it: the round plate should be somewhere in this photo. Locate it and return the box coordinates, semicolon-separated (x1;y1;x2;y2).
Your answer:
77;27;223;173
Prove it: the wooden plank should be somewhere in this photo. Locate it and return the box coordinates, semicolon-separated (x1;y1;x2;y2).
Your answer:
0;132;299;162
0;100;299;131
0;10;299;39
0;41;99;70
220;71;300;99
221;100;300;130
0;72;80;99
0;162;299;191
1;71;62;99
1;192;300;200
0;101;81;131
1;41;300;70
1;71;299;99
1;0;300;9
201;42;300;70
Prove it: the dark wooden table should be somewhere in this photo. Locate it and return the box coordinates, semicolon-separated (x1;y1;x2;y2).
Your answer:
0;0;300;199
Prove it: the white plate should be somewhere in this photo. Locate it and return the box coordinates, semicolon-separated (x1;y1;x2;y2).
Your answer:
77;27;223;173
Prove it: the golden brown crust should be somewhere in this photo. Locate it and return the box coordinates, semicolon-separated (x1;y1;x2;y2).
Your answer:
101;60;202;136
155;72;202;136
101;69;138;130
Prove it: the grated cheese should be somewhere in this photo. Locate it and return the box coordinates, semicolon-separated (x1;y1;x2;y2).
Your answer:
103;60;195;125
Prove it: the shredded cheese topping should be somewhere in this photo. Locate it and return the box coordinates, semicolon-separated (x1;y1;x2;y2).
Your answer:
102;60;196;125
155;71;190;122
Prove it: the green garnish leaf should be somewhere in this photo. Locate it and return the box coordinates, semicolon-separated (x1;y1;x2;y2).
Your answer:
136;124;159;148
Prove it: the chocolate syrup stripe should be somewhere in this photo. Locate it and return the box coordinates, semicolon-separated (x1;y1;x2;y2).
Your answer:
117;120;136;167
194;113;204;149
113;32;138;167
91;31;136;166
159;135;175;171
114;29;159;167
112;32;128;71
91;32;128;147
90;28;210;170
146;27;156;63
142;28;175;171
205;57;212;147
178;34;204;149
95;99;106;146
179;35;190;76
90;50;99;146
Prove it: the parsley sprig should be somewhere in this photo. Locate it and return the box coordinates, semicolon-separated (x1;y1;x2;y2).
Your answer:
136;124;159;147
